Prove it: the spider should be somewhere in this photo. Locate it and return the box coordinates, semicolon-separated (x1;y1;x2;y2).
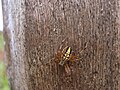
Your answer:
52;38;88;75
54;38;87;75
54;45;78;75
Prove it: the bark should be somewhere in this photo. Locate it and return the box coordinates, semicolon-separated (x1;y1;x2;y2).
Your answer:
2;0;120;90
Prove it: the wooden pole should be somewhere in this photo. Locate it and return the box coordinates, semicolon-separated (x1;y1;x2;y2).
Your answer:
2;0;120;90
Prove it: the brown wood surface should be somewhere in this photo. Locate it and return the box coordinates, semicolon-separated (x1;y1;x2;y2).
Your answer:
2;0;120;90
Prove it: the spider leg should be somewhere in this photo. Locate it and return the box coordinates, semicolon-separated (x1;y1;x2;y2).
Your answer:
54;51;63;63
47;50;62;64
59;37;68;50
75;57;83;61
68;51;84;63
79;42;88;54
64;64;71;75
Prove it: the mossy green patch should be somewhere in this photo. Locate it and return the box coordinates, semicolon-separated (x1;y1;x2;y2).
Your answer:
0;32;10;90
0;62;10;90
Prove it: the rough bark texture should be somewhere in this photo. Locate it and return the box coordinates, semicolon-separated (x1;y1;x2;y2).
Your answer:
2;0;120;90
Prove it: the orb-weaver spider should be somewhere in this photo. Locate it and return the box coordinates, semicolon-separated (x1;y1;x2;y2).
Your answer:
54;45;78;75
53;38;87;75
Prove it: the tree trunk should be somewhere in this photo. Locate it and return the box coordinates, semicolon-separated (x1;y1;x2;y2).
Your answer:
2;0;120;90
